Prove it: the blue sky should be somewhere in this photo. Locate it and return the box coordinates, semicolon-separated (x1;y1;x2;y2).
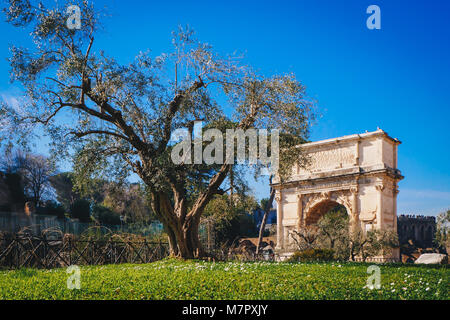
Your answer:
0;0;449;215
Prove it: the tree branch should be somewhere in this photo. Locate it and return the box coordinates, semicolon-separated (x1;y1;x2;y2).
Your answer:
157;77;205;153
68;130;132;143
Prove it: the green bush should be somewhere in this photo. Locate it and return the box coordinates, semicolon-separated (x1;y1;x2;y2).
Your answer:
70;199;91;222
92;204;121;225
288;248;335;262
36;200;66;218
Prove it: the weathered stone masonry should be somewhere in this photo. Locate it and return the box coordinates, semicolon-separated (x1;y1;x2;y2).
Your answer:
272;129;403;260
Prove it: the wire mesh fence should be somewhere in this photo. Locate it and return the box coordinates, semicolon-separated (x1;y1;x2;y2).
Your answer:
0;212;165;237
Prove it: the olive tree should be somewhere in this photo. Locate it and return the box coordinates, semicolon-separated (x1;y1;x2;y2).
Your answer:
1;0;314;258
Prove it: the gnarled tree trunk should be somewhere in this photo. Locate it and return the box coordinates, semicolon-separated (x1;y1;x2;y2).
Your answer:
149;183;225;259
164;215;205;258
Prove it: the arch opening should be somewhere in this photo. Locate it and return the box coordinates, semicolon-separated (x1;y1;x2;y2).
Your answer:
305;200;348;226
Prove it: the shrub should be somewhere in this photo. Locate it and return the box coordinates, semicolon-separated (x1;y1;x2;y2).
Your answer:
70;199;91;222
288;248;334;262
92;204;121;225
36;200;65;218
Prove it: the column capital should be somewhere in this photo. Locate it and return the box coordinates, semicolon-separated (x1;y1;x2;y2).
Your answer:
320;191;331;199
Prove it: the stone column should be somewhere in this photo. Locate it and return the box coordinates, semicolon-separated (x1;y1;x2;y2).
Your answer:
275;191;283;251
350;186;359;233
297;193;303;230
375;184;384;229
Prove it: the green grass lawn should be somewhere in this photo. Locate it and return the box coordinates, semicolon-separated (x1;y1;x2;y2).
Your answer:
0;259;448;300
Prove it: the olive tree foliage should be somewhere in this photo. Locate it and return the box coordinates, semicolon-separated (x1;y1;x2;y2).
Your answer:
348;228;399;262
290;206;349;257
290;207;399;261
290;227;321;251
1;0;315;258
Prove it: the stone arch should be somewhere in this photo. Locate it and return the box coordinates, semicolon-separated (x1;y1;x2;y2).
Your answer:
271;129;403;261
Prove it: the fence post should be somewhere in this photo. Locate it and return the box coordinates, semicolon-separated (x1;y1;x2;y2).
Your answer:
143;238;147;263
15;234;19;269
68;237;72;266
43;234;47;268
91;238;94;265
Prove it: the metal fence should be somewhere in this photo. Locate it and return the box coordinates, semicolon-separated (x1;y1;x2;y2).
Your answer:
0;235;169;269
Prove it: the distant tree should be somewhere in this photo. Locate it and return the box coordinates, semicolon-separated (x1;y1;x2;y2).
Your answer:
92;204;121;225
102;182;155;223
0;171;26;211
1;151;27;210
36;200;65;218
259;197;270;211
20;153;56;206
50;172;156;224
435;210;450;252
49;172;81;211
203;193;259;245
1;149;55;206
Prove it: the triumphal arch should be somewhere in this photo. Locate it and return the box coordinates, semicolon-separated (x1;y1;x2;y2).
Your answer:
272;129;403;261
